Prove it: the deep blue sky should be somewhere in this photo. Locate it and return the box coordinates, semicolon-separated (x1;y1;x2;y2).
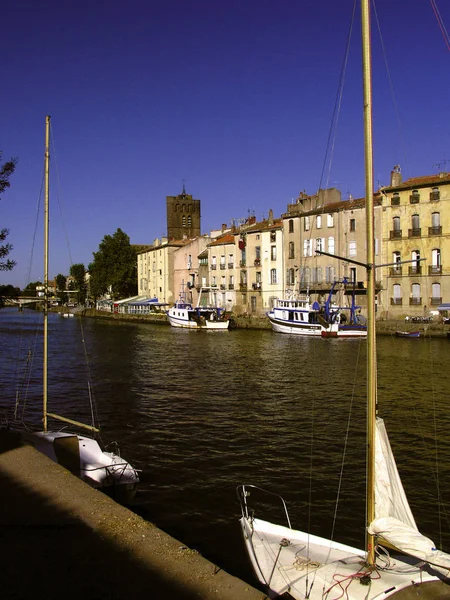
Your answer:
2;0;449;287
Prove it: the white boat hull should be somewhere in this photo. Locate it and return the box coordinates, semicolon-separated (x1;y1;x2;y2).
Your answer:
167;307;229;330
22;430;139;504
267;311;334;337
240;517;445;599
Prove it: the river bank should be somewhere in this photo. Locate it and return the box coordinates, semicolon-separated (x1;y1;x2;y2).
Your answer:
80;308;450;337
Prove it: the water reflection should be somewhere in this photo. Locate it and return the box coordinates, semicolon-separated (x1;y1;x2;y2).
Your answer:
1;307;450;586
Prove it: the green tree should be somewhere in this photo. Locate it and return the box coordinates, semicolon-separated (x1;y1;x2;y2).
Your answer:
69;263;87;305
55;273;67;305
0;153;17;271
89;228;138;300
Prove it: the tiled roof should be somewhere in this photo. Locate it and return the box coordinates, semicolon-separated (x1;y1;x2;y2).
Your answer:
286;195;382;217
383;173;450;191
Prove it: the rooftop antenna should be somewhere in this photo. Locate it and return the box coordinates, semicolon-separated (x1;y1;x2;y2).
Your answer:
433;160;450;172
182;178;186;194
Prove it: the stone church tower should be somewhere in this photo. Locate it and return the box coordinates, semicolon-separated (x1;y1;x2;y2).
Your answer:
166;186;201;240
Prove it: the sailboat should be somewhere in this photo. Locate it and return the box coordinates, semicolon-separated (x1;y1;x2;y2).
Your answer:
22;116;139;504
236;2;450;598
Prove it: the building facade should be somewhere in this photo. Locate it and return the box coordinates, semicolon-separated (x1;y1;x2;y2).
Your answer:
380;167;450;318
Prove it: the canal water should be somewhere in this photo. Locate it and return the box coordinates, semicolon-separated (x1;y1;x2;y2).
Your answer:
1;306;450;588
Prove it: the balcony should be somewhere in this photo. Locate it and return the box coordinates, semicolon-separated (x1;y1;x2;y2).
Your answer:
391;196;400;206
389;230;402;239
239;283;248;291
219;264;226;270
220;284;226;290
428;226;442;236
429;265;442;275
239;260;246;268
409;194;420;204
211;264;217;270
390;298;403;305
389;266;402;276
430;191;440;201
252;282;262;290
409;297;422;305
408;228;421;238
431;296;442;306
254;258;261;266
408;265;422;275
228;262;234;269
228;284;234;290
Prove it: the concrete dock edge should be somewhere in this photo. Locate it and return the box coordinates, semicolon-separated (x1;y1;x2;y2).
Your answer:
0;430;266;599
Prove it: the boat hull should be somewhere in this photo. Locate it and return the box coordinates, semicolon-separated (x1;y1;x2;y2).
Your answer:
167;307;229;330
22;430;139;504
240;516;446;599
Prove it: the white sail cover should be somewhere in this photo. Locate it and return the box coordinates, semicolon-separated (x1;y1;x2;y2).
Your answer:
369;418;450;574
373;417;417;528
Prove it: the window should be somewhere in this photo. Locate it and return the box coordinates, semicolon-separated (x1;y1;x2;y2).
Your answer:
412;214;420;229
410;189;420;203
187;215;192;226
393;284;402;303
326;266;336;283
328;237;335;254
393;216;400;231
431;248;441;267
304;216;310;231
187;254;192;269
228;253;234;267
349;241;356;256
411;283;421;300
432;282;441;303
350;218;356;232
271;246;276;260
270;269;277;284
182;215;186;226
316;267;323;284
316;215;322;229
303;239;312;257
327;214;334;227
288;241;295;259
212;276;217;286
392;192;400;205
289;219;294;233
432;212;440;227
393;251;401;264
430;187;440;201
350;267;356;283
287;268;295;285
270;231;276;242
300;267;311;286
316;238;323;252
255;246;261;259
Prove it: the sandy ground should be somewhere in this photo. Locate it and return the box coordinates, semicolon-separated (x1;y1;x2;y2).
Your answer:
0;430;266;599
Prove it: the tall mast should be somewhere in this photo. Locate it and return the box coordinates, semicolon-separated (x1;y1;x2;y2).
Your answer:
43;116;50;433
361;0;377;566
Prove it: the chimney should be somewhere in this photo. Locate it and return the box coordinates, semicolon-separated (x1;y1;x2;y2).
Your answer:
221;223;227;232
390;165;402;187
268;209;274;225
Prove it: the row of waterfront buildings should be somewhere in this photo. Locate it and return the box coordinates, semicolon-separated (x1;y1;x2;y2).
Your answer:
135;167;450;320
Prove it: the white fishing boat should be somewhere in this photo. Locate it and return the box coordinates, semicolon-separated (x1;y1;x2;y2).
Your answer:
267;280;366;338
22;117;139;504
167;286;230;330
237;2;450;598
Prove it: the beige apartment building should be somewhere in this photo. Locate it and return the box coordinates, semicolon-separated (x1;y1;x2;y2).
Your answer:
282;188;382;315
379;167;450;318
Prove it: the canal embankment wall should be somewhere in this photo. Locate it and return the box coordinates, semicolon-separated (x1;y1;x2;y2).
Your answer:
0;430;265;600
80;308;450;337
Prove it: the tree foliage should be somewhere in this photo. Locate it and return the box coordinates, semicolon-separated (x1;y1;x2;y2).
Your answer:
69;263;87;305
89;228;138;300
0;153;17;271
55;273;68;304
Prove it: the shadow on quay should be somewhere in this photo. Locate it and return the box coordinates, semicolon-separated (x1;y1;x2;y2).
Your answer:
0;430;265;600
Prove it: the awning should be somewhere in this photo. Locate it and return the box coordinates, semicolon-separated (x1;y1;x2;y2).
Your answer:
436;303;450;311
